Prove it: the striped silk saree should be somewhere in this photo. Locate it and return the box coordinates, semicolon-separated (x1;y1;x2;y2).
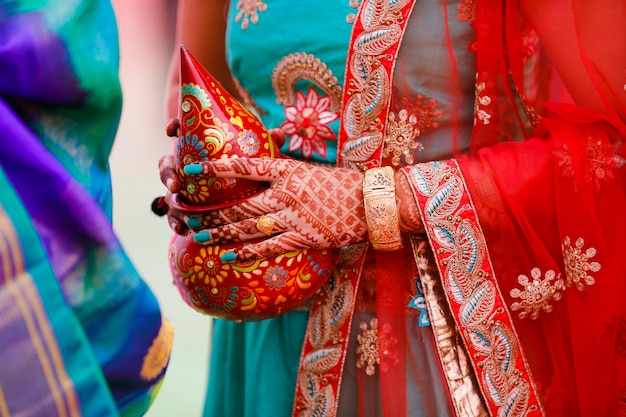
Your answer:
0;1;172;415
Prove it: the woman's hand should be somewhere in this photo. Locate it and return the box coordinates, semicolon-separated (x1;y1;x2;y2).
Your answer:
153;118;188;234
182;158;370;261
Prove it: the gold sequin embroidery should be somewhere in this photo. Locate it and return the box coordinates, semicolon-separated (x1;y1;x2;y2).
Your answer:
356;318;379;376
272;52;343;112
562;236;601;291
383;110;423;166
384;96;443;166
510;268;565;320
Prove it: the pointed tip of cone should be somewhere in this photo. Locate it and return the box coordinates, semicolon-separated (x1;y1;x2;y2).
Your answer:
179;46;220;91
177;47;262;138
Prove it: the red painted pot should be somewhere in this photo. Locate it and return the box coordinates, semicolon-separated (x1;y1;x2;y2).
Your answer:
168;232;337;321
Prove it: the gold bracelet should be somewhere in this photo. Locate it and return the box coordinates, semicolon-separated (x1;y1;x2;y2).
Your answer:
362;166;403;251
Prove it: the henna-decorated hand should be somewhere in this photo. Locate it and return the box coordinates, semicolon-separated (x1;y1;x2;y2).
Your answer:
395;171;425;234
153;119;291;235
152;118;189;234
182;158;370;261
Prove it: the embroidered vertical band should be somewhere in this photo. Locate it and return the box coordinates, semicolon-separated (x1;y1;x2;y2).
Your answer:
292;244;368;417
362;167;403;251
402;161;545;417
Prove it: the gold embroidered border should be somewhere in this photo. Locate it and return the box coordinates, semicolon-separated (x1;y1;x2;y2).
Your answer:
292;244;368;417
403;161;546;417
337;0;417;171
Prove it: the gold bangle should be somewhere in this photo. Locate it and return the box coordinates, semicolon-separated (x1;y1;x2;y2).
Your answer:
362;167;403;251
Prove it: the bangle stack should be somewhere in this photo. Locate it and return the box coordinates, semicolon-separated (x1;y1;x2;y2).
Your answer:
362;166;403;251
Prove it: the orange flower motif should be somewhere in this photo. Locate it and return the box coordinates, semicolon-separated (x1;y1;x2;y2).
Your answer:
192;246;231;287
281;87;338;159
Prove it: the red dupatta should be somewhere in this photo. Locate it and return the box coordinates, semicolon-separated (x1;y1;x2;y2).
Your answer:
404;0;626;415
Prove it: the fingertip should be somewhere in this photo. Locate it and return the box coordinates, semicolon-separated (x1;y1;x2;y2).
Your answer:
151;196;167;217
193;231;211;243
165;118;180;137
183;163;203;175
220;251;237;263
166;177;181;193
186;217;202;229
268;128;286;148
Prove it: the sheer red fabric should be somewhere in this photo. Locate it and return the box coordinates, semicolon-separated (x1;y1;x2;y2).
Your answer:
414;0;626;414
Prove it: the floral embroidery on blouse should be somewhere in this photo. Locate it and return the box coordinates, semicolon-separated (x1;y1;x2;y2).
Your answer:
510;268;565;320
457;0;476;22
235;0;267;29
280;87;339;159
562;236;601;291
555;128;625;192
383;109;423;166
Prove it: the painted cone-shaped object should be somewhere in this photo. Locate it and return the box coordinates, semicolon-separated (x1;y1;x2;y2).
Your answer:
174;45;277;210
168;47;337;321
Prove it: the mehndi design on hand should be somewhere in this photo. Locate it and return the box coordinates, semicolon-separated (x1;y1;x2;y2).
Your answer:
184;158;370;261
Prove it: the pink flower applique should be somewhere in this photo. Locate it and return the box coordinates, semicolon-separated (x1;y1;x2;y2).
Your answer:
280;87;338;159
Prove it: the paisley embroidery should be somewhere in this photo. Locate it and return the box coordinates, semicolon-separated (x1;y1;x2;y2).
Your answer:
234;0;267;29
272;52;343;112
338;0;416;170
280;87;339;159
510;268;565;320
555;128;625;192
356;318;379;376
406;160;544;416
294;244;367;417
407;276;431;326
562;236;601;291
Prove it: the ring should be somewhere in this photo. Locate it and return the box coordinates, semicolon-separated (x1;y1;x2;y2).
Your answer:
256;215;275;236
